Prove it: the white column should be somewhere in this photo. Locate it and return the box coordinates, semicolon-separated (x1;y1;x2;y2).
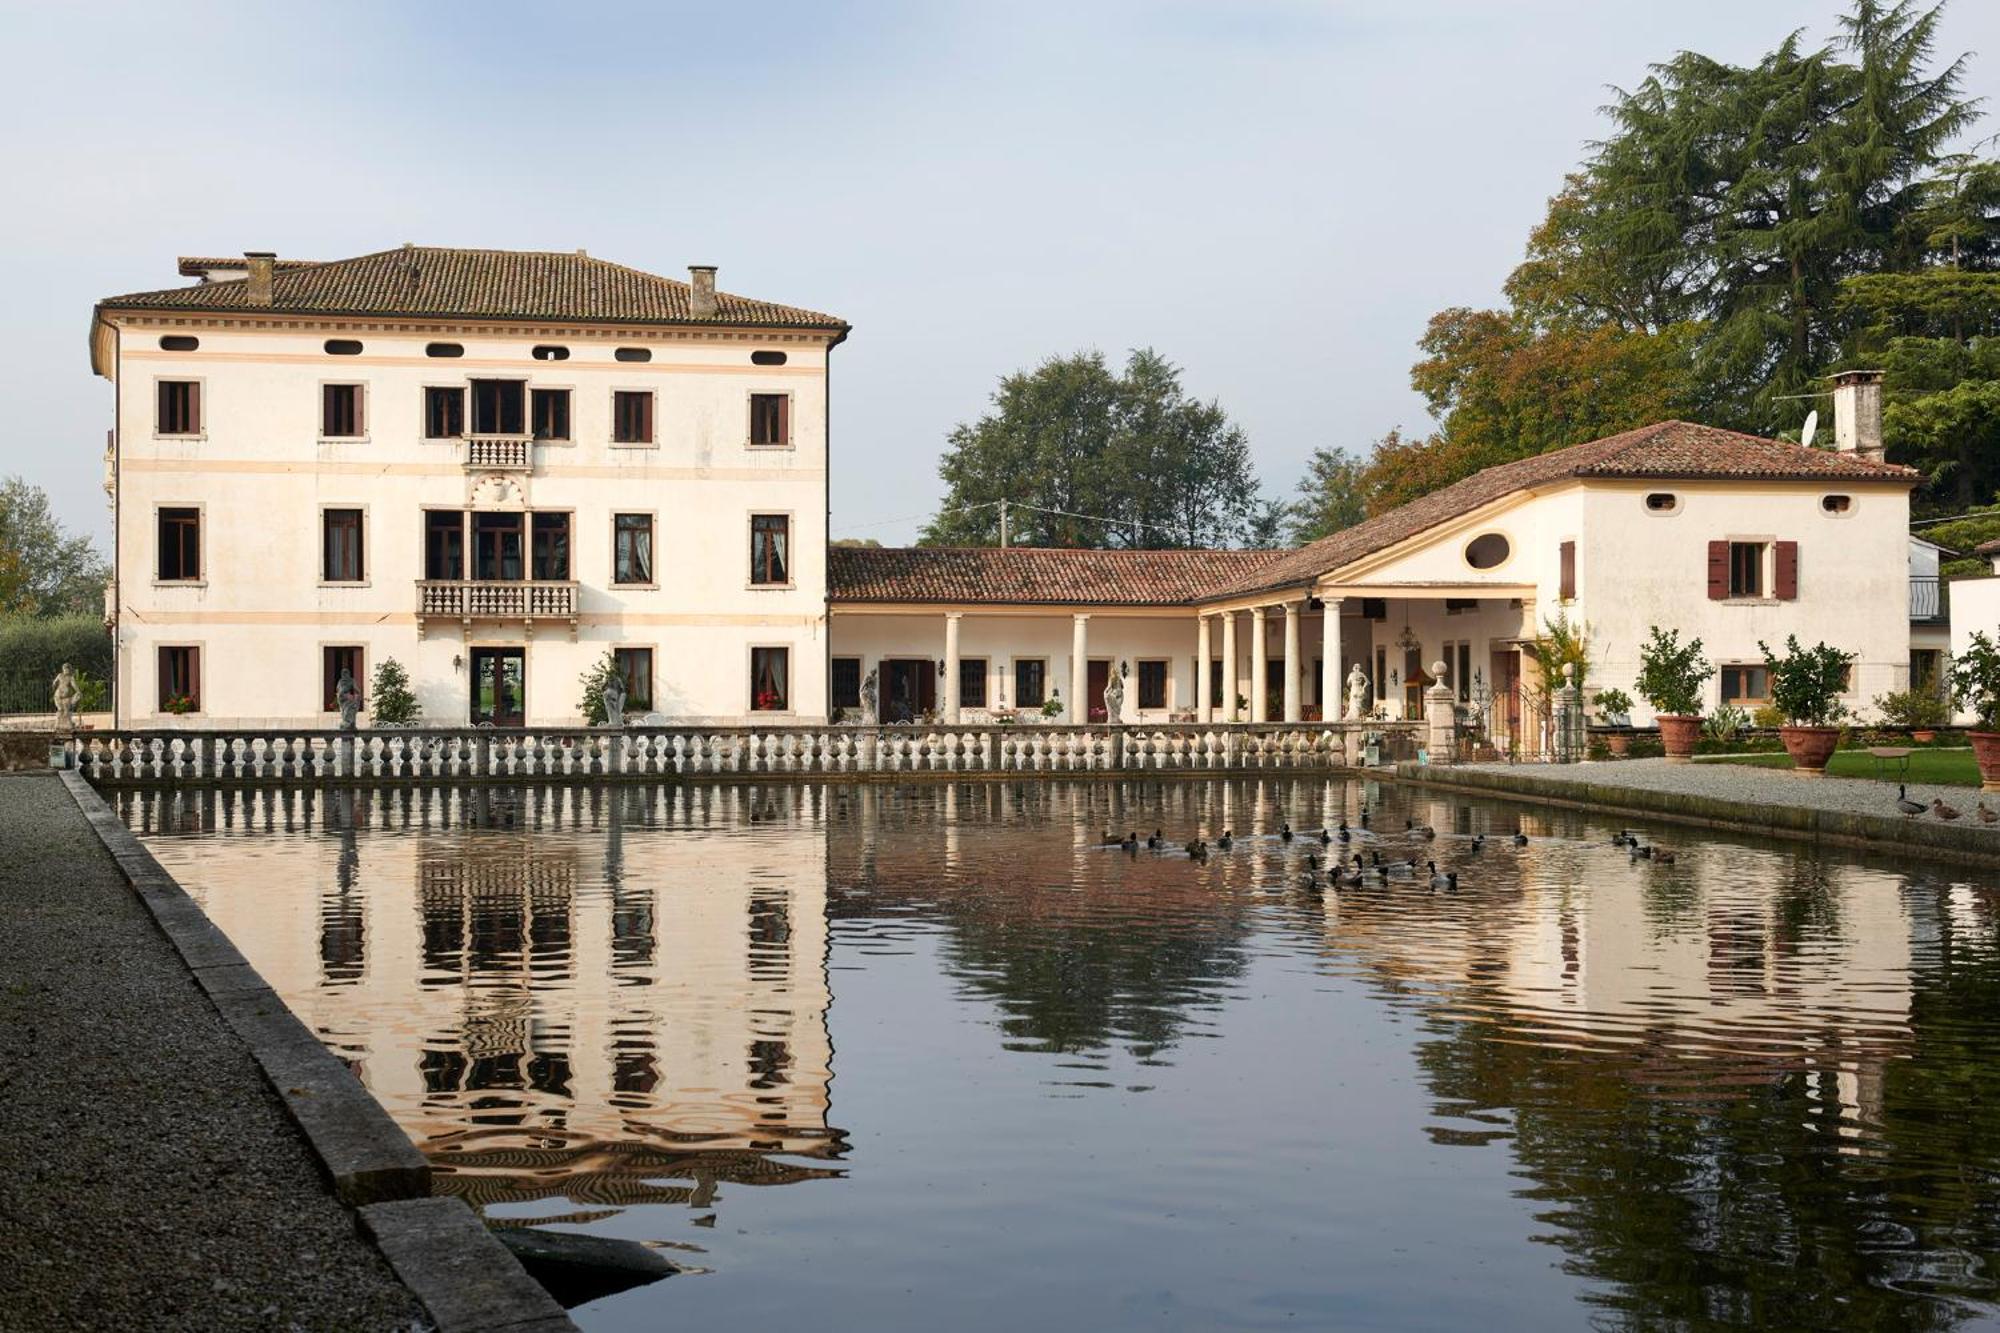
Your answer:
1249;607;1268;723
1196;614;1213;724
1220;611;1239;723
1070;613;1089;724
943;612;963;723
1283;601;1301;722
1322;597;1343;719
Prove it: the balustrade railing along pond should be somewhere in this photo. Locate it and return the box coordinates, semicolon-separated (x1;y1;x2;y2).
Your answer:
64;721;1419;785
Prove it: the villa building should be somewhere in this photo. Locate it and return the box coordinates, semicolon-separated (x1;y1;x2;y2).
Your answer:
92;247;1922;734
92;247;846;726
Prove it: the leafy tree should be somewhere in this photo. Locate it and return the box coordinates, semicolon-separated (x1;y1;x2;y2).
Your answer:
577;651;619;726
1287;443;1373;542
922;349;1266;549
0;477;108;618
368;658;421;725
830;537;883;548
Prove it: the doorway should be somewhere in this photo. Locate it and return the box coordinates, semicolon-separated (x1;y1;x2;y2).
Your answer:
470;647;525;726
882;658;935;723
1489;648;1522;753
1087;660;1111;722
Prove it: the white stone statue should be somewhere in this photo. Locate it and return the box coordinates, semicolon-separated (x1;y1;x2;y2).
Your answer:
1344;663;1370;720
51;663;80;732
335;668;364;731
1103;667;1126;724
601;668;627;728
860;667;879;724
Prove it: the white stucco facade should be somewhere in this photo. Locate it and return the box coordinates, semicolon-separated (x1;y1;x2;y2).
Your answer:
96;255;840;727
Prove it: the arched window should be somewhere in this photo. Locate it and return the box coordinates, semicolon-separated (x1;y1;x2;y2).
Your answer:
324;339;363;356
159;335;199;351
751;350;788;366
1644;492;1680;514
531;345;569;361
425;342;464;358
614;346;652;363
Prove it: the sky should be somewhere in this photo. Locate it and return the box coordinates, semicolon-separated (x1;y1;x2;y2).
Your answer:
3;0;1997;550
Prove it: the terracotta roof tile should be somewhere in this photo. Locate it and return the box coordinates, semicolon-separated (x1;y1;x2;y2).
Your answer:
102;246;846;329
829;546;1285;606
1207;420;1919;600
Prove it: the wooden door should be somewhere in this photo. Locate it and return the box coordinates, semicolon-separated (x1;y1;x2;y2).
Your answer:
1087;660;1110;722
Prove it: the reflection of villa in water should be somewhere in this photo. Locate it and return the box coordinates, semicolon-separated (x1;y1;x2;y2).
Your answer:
138;785;842;1218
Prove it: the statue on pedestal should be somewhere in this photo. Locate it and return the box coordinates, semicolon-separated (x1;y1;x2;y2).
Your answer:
861;667;879;724
601;669;627;728
1103;667;1126;724
51;663;80;733
335;668;364;731
1344;663;1370;721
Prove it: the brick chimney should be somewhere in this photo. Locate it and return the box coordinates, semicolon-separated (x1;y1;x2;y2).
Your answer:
689;265;717;319
244;250;276;307
1830;369;1884;463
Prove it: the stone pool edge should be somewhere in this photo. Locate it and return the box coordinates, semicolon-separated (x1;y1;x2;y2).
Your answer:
1393;762;2000;870
56;768;578;1333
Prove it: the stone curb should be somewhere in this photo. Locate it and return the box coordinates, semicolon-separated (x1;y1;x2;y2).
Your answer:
359;1198;575;1333
55;771;578;1331
1393;762;2000;869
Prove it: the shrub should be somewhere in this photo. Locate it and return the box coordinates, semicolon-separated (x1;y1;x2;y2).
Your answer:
1704;705;1751;743
1751;703;1787;730
577;651;619;726
1758;636;1855;727
1041;693;1065;720
1635;626;1713;717
1950;631;2000;731
0;614;112;714
1873;686;1949;730
369;658;422;726
1591;688;1633;722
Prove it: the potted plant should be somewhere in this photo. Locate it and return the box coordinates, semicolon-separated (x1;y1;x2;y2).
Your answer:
1040;693;1065;722
1635;626;1713;761
1592;687;1634;756
1759;636;1855;775
1872;685;1949;743
1950;631;2000;789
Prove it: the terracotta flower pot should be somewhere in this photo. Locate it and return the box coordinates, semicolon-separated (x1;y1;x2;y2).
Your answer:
1657;714;1701;761
1971;731;2000;791
1607;732;1631;757
1911;729;1937;744
1779;724;1840;775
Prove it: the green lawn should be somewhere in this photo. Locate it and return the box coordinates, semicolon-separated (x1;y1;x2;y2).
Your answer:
1698;747;1982;787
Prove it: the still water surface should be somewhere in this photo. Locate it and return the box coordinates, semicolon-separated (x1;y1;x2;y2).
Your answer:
123;779;2000;1330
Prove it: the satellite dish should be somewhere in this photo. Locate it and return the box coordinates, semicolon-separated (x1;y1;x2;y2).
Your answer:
1801;409;1819;448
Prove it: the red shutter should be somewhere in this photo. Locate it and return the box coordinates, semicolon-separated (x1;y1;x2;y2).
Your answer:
778;394;791;446
1559;541;1576;601
1775;540;1798;600
640;393;654;443
188;381;201;434
1706;541;1729;600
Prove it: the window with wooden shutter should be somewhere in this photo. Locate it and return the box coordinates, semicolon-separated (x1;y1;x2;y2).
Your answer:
613;391;653;445
1706;541;1729;600
1775;541;1799;599
157;380;201;435
1559;540;1576;601
750;394;789;447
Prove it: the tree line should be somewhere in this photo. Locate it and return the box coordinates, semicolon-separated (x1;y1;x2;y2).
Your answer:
922;1;2000;552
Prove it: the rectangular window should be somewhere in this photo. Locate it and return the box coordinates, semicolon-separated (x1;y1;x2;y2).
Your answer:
1374;646;1388;702
1015;659;1047;709
959;658;987;709
1138;660;1169;710
1455;642;1472;704
531;388;570;442
1444;598;1477;614
1728;542;1765;598
322;509;364;582
470;380;525;435
1559;540;1577;601
472;512;524;581
750;514;790;585
322;646;363;712
613;647;654;713
530;512;570;581
1721;665;1770;706
832;657;862;710
751;646;790;711
424;386;465;440
750;393;790;447
158;646;200;713
423;510;464;580
157;507;200;581
613;391;654;444
157;380;200;435
613;513;653;585
322;383;363;438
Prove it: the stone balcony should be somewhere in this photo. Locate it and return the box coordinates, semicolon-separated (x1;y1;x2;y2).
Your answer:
416;579;578;638
463;434;534;471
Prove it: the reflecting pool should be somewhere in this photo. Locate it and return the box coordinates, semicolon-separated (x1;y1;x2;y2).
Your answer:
123;779;2000;1330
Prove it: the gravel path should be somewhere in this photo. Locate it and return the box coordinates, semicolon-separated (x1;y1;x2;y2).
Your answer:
1455;756;1999;834
0;773;428;1331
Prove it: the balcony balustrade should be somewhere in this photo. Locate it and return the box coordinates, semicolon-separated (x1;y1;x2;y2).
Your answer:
463;434;534;471
417;579;578;638
1911;576;1947;623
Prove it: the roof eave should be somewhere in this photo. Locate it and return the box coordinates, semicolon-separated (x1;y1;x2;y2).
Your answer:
92;301;850;334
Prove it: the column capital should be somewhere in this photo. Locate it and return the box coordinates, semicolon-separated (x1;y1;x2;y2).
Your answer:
1072;611;1091;623
945;611;964;622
